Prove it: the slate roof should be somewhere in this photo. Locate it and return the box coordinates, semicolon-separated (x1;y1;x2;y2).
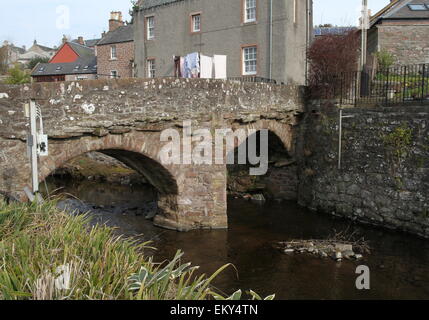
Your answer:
371;0;429;27
314;27;357;37
138;0;185;10
97;25;134;45
66;41;95;59
35;44;55;52
31;56;97;77
7;45;26;55
72;38;101;47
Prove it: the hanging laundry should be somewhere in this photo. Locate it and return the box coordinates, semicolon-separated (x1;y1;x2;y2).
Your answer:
184;52;200;78
173;56;181;77
214;55;227;79
200;55;213;79
180;57;185;79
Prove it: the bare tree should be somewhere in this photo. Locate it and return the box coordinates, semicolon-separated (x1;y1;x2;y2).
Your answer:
0;45;8;75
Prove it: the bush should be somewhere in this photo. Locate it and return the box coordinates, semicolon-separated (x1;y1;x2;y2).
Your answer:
4;64;31;84
307;30;360;99
375;49;395;70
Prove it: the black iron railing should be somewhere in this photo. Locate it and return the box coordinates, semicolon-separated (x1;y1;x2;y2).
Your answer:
313;63;429;107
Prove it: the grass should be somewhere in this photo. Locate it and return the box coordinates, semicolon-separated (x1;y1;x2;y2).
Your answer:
0;199;274;300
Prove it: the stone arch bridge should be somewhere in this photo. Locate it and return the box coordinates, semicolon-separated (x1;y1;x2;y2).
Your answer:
0;78;305;231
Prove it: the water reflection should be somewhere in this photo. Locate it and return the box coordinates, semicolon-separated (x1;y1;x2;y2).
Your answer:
44;178;429;300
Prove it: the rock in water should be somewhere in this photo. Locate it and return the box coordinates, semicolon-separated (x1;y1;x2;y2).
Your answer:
335;243;353;252
343;250;355;259
251;194;266;203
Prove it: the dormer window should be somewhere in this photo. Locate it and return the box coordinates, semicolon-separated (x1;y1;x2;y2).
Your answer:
83;65;89;70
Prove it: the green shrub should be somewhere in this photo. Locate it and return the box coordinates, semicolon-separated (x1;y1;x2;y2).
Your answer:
4;64;31;84
375;49;395;70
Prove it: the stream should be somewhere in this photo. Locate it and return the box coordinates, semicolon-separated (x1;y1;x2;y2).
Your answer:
44;177;429;300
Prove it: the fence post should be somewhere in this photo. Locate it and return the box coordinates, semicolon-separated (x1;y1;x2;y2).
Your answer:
422;64;426;104
402;66;407;103
385;67;390;106
354;71;359;108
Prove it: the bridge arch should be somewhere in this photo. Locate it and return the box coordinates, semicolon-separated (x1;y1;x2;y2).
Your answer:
226;121;298;201
38;132;181;227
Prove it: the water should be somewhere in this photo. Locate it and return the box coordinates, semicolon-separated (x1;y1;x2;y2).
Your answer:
45;178;429;300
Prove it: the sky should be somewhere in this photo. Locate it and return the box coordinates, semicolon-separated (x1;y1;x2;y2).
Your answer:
0;0;390;49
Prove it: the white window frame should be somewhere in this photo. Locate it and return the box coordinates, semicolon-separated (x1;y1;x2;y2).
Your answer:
242;46;257;76
110;45;117;60
244;0;257;23
110;70;118;79
147;59;155;78
191;14;201;33
146;16;155;40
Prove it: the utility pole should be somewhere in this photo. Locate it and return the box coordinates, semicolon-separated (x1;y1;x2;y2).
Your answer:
360;0;369;71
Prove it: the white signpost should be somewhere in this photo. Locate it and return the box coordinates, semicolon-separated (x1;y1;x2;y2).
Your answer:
24;99;48;202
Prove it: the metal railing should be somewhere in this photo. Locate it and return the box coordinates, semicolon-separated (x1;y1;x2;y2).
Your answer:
312;63;429;107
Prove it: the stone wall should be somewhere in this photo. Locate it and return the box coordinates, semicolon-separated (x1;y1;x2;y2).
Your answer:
298;105;429;238
378;22;429;65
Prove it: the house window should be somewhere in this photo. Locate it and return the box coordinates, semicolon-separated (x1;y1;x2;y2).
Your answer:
191;14;201;33
147;59;155;78
110;70;118;79
146;16;155;40
242;46;257;75
244;0;257;23
111;45;117;59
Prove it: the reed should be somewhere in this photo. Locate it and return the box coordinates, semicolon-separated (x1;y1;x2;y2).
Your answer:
0;199;274;300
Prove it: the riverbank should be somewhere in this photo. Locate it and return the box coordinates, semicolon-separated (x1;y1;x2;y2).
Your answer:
0;199;269;300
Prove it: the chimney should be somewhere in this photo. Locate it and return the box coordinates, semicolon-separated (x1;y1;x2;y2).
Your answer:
109;11;124;32
62;35;68;44
77;36;84;45
101;31;107;38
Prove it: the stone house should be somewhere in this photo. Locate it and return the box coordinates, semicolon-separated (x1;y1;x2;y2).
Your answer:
133;0;313;84
1;41;26;68
96;12;135;79
17;40;56;66
368;0;429;66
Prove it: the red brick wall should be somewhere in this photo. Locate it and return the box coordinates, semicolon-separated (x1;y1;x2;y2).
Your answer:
96;41;134;79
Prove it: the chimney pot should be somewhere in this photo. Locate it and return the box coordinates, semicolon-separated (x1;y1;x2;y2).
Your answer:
77;36;84;45
109;11;124;32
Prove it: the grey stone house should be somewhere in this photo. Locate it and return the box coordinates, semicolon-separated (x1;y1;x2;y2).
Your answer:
134;0;313;84
368;0;429;66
